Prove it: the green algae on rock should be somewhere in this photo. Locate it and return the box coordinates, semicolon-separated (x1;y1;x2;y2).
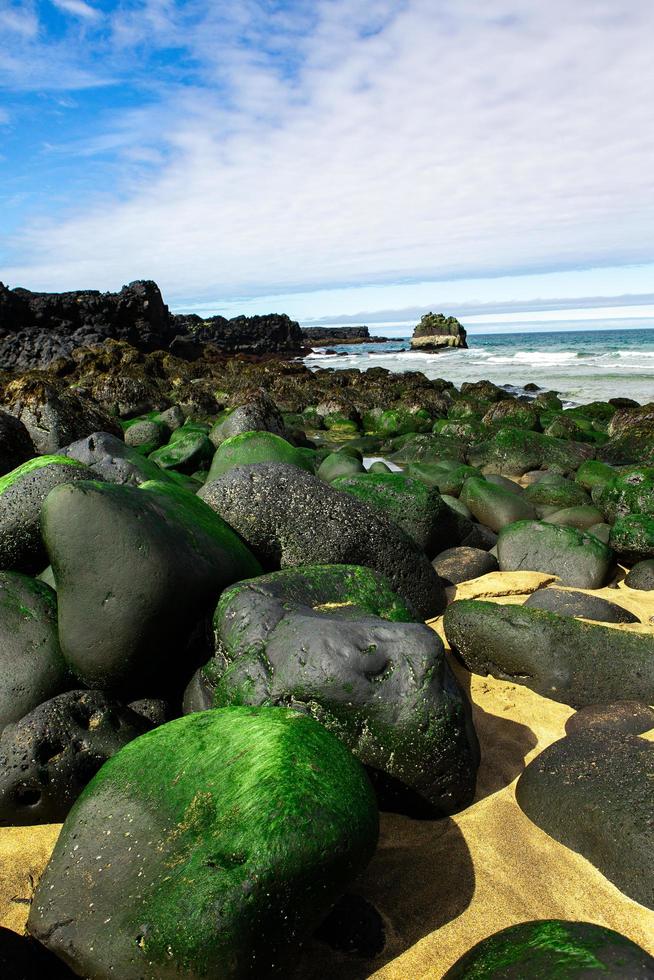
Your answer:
497;520;613;588
28;706;379;980
442;920;654;979
444;599;654;707
185;566;479;815
609;513;654;562
594;466;654;521
42;479;262;696
0;571;69;731
207;430;315;481
459;477;537;532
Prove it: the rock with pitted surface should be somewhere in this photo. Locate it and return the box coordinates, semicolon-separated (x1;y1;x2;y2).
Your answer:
28;706;379;979
624;559;654;590
444;598;654;707
0;572;69;732
208;390;287;446
0;455;90;572
565;701;654;736
516;731;654;909
497;520;613;588
432;546;498;585
199;463;447;619
185;565;479;815
0;690;153;825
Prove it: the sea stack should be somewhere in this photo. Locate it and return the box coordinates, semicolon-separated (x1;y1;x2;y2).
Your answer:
410;312;468;351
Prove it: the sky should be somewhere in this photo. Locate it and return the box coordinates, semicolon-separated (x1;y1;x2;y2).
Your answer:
1;0;654;333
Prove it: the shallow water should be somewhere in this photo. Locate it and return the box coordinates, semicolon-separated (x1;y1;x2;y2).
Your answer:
304;328;654;405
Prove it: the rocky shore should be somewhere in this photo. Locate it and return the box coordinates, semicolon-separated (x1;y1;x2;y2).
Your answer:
0;319;652;976
301;326;392;345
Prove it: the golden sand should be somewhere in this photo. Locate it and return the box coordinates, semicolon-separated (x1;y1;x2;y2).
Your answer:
1;569;652;978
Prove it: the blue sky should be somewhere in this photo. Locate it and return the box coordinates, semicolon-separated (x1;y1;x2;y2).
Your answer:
1;0;654;331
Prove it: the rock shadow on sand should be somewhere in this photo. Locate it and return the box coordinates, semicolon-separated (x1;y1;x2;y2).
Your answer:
296;814;475;979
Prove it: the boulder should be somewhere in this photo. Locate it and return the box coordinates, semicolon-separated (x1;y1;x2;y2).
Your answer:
566;701;654;736
207;430;314;481
544;504;605;530
497;520;613;588
198;463;446;619
28;707;379;978
523;586;638;624
208;391;286;446
42;480;262;696
0;409;34;476
0;690;152;825
0;377;121;453
0;572;69;731
523;478;590;516
0;455;90;572
443;920;654;979
467;428;593;476
148;424;214;474
444;599;654;707
186;565;478;814
432;547;498;585
594;466;654;522
459;478;537;532
123;418;168;453
64;431;187;487
516;731;653;908
333;471;459;555
481;399;539;431
609;514;654;563
318;452;365;483
624;559;654;590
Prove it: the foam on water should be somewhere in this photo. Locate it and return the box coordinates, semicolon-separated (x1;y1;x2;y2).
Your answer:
304;327;654;404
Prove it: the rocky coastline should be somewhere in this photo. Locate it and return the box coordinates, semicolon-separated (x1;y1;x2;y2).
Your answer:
0;291;653;976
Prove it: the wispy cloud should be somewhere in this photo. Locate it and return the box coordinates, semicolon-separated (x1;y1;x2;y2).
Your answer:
3;0;654;316
51;0;101;22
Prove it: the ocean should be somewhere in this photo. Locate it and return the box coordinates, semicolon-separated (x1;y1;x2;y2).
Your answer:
303;327;654;406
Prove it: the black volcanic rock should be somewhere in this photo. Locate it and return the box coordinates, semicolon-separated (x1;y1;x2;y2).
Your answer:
171;312;305;357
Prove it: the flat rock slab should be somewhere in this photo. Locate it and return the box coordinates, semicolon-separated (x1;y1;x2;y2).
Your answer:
516;731;654;909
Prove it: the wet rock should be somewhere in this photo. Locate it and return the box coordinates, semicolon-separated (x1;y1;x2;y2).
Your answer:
523;586;638;623
333;472;459;555
0;455;90;572
497;520;613;588
0;410;34;476
28;706;379;979
565;701;654;736
208;390;286;446
0;690;153;825
516;731;654;908
0;572;69;731
444;599;654;707
186;565;478;815
432;547;498;585
545;504;604;530
523;478;590;517
1;377;121;453
148;424;214;474
459;477;537;532
207;430;315;481
42;480;261;696
442;920;654;979
467;428;593;476
124;418;168;453
624;559;654;590
199;463;446;619
318;452;365;482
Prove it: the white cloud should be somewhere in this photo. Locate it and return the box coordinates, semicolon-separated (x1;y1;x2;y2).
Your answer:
51;0;100;21
0;3;38;37
4;0;654;317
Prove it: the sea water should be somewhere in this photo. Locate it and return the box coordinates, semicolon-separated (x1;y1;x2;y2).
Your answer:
303;327;654;405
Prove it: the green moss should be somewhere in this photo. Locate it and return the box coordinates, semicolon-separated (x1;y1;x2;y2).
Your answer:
207;431;315;481
610;514;654;561
51;706;378;975
575;459;616;492
443;920;646;979
0;455;86;495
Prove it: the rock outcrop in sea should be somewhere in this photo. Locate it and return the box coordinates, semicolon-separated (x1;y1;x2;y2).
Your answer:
410;311;468;351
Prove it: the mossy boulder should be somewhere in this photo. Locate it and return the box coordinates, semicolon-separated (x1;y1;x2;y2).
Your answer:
28;706;379;979
186;566;478;815
444;599;654;706
199;463;446;619
387;433;467;465
497;520;613;588
0;455;90;572
545;504;605;530
459;478;537;532
609;514;654;562
317;451;365;483
333;472;458;555
0;572;69;731
148;425;214;474
407;463;481;497
207;431;314;481
593;466;654;522
575;459;616;492
523;479;590;517
468;428;593;476
208;391;286;446
124;418;168;455
370;407;432;437
481;399;539;431
443;920;654;979
64;431;195;490
42;480;262;696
